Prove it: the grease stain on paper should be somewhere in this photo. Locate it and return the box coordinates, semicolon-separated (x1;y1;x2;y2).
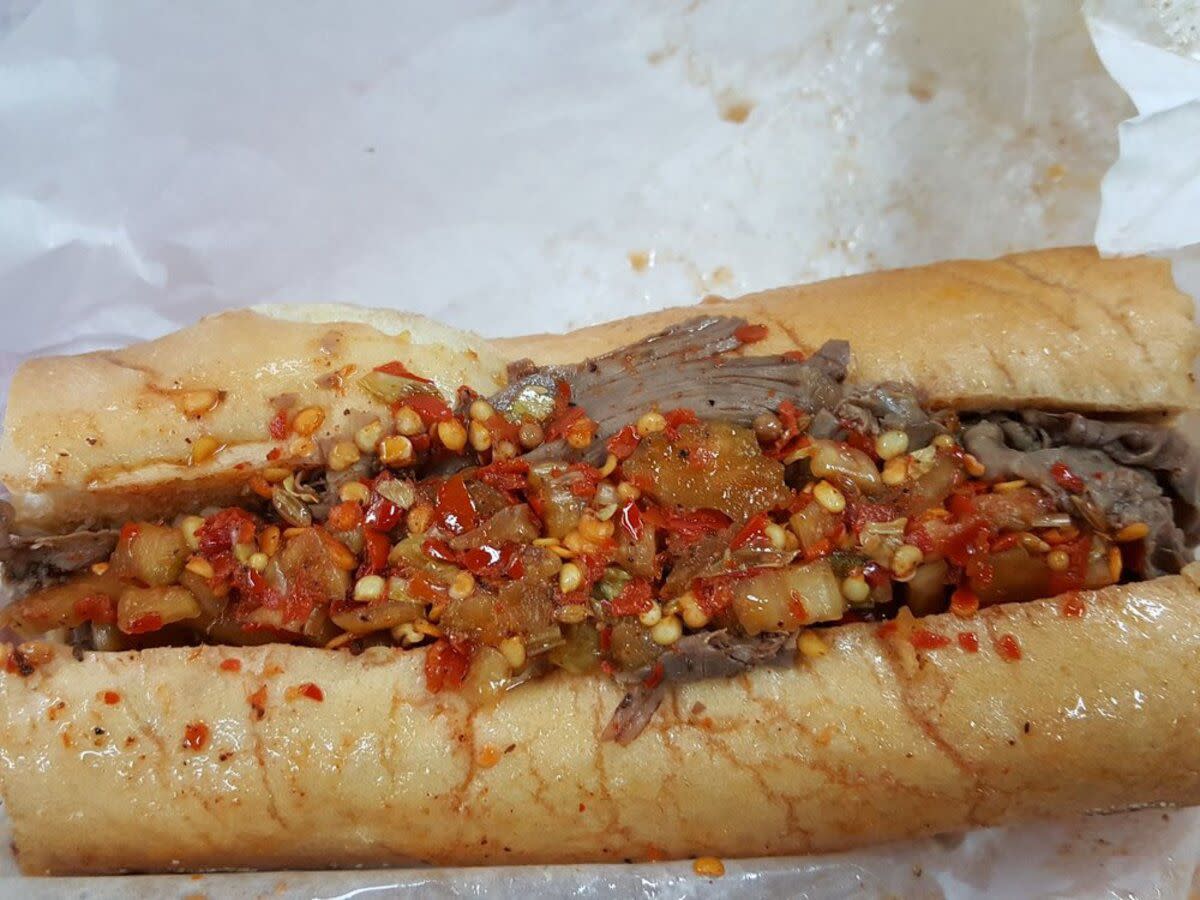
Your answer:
718;95;755;124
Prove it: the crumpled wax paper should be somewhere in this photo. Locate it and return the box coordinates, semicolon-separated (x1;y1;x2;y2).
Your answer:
1088;0;1200;302
1;1;1198;897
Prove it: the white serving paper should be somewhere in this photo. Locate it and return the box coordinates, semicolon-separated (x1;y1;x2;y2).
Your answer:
1;1;1198;896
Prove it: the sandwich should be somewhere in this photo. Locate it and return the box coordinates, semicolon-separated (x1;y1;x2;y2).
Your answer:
1;246;1198;874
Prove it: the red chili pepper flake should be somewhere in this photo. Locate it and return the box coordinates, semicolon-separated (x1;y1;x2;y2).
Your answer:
297;682;324;702
734;323;769;344
861;560;890;588
957;632;980;653
119;522;141;544
846;501;901;535
266;447;284;461
364;495;403;532
462;544;500;574
475;458;530;492
662;407;700;441
424;640;470;694
618;501;643;542
484;412;521;445
360;529;390;575
730;512;771;551
125;613;163;635
910;628;951;650
877;620;899;639
73;594;117;625
182;721;210;751
422;537;457;563
1061;594;1087;618
663;408;699;429
326;500;364;533
546;405;586;442
566;462;602;498
607;424;641;460
995;633;1022;661
403;393;454;423
609;579;654;617
219;658;242;673
408;572;449;604
1050;461;1085;494
642;506;730;546
435;474;477;534
374;360;434;383
788;591;808;622
989;532;1022;553
197;508;258;556
782;350;807;363
268;408;290;440
692;577;736;618
101;690;121;705
949;588;980;618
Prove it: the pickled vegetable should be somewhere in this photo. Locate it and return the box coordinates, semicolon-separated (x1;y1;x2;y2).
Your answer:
971;547;1051;606
450;504;540;552
548;623;601;673
899;452;964;514
359;369;434;405
462;647;514;705
807;440;880;492
623;422;789;522
1;573;123;635
731;560;844;636
609;620;660;670
971;487;1056;531
789;501;839;556
528;463;587;538
117;585;201;634
905;559;949;616
110;523;188;587
330;599;422;634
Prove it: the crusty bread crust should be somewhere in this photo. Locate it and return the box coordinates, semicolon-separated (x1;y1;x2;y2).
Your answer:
1;248;1195;535
0;306;508;532
499;247;1198;414
3;566;1199;875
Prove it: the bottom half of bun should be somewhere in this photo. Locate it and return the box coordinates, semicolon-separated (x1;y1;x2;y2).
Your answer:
3;567;1200;875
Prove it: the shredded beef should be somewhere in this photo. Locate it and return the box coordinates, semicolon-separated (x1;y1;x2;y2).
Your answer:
491;317;850;462
962;412;1200;577
601;630;793;744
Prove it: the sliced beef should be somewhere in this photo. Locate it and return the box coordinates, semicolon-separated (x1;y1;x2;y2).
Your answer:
962;412;1200;577
0;501;117;586
836;382;948;447
601;630;793;744
491;317;850;462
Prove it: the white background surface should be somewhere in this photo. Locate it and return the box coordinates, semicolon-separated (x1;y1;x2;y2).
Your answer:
1;1;1198;897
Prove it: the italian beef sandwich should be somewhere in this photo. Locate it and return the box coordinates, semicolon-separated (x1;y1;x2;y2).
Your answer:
2;246;1199;874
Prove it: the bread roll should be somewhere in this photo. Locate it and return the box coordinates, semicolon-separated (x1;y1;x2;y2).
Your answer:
1;246;1198;875
0;306;507;533
500;247;1197;414
3;567;1198;875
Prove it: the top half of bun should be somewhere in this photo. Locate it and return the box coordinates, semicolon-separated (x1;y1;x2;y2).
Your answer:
0;305;508;532
0;247;1194;534
501;247;1198;414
